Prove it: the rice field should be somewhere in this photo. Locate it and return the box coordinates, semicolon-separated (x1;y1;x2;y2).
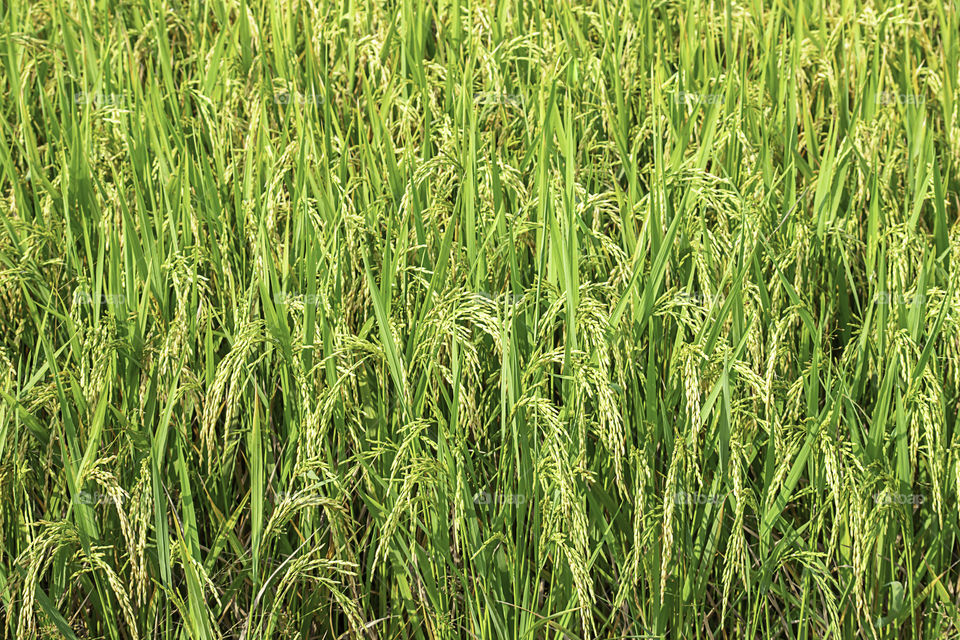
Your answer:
1;0;959;638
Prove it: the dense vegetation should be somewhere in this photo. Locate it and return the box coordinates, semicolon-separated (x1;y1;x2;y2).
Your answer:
1;0;959;638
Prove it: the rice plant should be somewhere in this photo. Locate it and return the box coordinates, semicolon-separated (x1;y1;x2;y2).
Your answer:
1;0;959;638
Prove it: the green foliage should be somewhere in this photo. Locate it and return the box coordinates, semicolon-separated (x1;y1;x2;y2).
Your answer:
1;0;959;638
